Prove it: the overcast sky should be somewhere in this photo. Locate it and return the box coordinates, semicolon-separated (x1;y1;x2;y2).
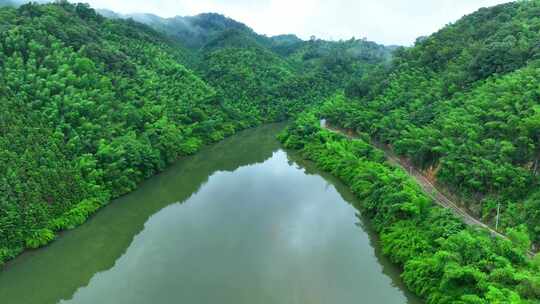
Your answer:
83;0;511;45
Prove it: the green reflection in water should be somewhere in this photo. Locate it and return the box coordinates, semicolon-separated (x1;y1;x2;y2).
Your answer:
0;124;421;304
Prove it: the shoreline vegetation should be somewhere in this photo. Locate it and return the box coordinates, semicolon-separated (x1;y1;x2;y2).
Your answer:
279;108;540;303
0;2;388;266
2;0;540;302
322;118;536;257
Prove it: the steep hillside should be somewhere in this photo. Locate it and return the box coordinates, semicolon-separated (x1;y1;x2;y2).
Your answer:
98;10;266;50
0;1;391;267
319;0;540;243
2;0;540;302
121;10;394;124
195;30;393;123
105;10;394;98
288;37;393;91
0;2;255;265
100;10;306;55
197;29;332;124
281;106;540;304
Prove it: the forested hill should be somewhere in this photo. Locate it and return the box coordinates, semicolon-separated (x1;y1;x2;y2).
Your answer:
3;0;540;302
279;1;540;303
0;1;391;266
0;1;228;263
97;9;393;68
98;7;394;124
320;0;540;244
97;10;261;50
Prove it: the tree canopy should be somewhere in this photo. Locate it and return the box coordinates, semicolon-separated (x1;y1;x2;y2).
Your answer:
322;0;540;245
0;1;391;265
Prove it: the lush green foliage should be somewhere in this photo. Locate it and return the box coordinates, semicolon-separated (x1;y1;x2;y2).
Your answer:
0;1;237;262
0;2;391;266
200;41;331;123
289;37;392;88
110;10;394;116
6;1;539;302
323;0;540;243
105;12;264;50
280;110;540;303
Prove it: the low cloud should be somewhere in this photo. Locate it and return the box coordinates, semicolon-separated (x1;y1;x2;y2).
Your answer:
84;0;510;45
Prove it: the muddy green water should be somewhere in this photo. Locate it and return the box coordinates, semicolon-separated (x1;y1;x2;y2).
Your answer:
0;124;421;304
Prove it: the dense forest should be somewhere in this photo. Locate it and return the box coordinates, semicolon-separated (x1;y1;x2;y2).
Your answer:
2;0;540;303
280;1;540;303
280;110;540;303
322;1;540;244
0;1;390;266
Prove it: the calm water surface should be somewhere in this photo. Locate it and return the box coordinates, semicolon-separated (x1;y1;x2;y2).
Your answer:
0;124;421;304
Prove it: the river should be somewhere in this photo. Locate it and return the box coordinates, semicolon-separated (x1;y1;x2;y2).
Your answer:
0;124;421;304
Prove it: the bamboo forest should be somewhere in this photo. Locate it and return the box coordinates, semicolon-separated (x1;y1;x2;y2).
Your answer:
1;1;540;303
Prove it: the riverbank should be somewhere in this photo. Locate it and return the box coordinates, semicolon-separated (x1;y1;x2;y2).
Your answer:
0;123;421;304
321;121;520;239
0;119;269;269
280;111;539;303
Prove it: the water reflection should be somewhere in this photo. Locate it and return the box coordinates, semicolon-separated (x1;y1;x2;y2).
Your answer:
0;124;283;304
0;124;421;304
289;151;413;295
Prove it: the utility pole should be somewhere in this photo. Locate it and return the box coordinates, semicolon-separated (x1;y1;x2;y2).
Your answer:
495;202;500;231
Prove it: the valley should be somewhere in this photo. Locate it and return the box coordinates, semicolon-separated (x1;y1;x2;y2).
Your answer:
1;1;540;303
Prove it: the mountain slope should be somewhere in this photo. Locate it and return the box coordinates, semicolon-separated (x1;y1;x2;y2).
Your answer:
0;2;243;264
0;2;392;267
120;10;394;124
281;107;540;304
97;10;265;50
101;9;394;88
319;0;540;243
197;29;333;124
